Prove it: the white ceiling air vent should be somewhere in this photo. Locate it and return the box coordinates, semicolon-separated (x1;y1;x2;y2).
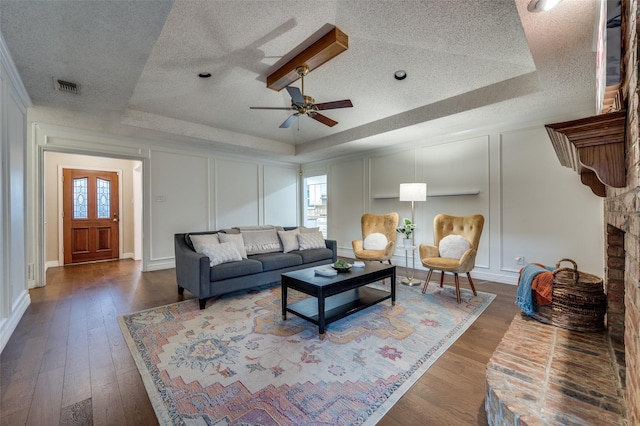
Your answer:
53;78;80;94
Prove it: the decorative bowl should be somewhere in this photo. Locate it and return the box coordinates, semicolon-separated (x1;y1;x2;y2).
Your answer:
332;263;352;272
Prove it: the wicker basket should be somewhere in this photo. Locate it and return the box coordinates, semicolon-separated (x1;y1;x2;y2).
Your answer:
531;258;606;332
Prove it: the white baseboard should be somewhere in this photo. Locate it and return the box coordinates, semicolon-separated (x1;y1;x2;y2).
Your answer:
46;253;136;270
337;247;519;286
146;258;175;271
471;270;518;285
0;290;31;353
45;260;60;270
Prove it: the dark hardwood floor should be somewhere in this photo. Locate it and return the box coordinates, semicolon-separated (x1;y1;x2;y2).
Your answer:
0;260;518;425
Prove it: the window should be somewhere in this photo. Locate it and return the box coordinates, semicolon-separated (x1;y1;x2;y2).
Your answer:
96;178;111;218
73;177;88;219
303;175;327;238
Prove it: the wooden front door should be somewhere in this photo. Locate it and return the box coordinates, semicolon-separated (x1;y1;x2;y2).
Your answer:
63;169;119;264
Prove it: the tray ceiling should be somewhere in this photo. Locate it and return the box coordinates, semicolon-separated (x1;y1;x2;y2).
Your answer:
0;0;599;163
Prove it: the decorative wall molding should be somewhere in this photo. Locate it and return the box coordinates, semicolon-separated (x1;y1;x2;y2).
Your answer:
372;190;480;199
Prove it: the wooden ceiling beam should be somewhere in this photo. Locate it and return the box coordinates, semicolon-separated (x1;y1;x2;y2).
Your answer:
266;27;348;92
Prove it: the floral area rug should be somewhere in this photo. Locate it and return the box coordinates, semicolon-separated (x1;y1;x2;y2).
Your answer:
118;280;495;425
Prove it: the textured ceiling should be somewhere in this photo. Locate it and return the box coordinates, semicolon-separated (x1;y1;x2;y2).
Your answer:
0;0;599;163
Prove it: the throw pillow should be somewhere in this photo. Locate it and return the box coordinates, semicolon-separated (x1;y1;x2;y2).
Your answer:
298;226;320;233
218;232;248;258
189;233;220;254
205;242;242;267
278;229;300;253
241;228;283;255
297;231;325;250
363;232;388;250
439;235;471;259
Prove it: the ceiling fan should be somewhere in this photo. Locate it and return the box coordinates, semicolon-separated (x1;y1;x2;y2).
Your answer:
250;65;352;128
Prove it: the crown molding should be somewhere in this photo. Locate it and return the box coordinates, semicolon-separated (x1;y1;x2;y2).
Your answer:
0;31;32;107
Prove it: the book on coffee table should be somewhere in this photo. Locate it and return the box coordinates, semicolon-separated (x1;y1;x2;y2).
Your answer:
314;267;338;277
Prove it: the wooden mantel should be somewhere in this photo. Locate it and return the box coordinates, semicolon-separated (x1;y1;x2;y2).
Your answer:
545;110;626;197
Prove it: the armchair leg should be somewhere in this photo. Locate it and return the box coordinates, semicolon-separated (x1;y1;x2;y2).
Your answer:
422;269;434;294
439;271;445;288
454;273;461;303
466;272;477;296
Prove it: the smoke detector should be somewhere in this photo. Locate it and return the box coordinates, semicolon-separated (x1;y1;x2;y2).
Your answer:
53;78;80;94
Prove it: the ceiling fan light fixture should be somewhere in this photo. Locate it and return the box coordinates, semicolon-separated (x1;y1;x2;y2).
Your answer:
394;70;407;80
198;72;212;78
527;0;563;12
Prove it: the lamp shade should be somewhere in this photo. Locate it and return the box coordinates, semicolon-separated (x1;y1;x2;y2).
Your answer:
399;183;427;202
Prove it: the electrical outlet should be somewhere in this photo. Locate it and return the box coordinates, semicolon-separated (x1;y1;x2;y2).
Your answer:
515;256;525;265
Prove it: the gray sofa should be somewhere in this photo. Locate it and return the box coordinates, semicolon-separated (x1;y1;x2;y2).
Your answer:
174;227;337;309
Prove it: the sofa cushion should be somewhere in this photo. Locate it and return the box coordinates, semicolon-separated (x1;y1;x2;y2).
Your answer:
278;228;300;253
219;232;248;258
210;259;263;281
241;228;283;255
297;231;325;250
219;228;240;234
249;252;302;272
290;247;333;264
236;225;284;231
299;226;320;233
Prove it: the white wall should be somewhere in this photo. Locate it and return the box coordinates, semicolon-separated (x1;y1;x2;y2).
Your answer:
0;33;31;353
500;127;603;274
150;151;209;261
26;123;301;278
305;126;604;284
24;111;604;290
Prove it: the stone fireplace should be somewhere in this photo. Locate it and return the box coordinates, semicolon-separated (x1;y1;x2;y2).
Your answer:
486;1;640;424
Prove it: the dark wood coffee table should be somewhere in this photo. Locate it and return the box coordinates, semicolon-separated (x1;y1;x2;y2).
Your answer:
281;262;396;335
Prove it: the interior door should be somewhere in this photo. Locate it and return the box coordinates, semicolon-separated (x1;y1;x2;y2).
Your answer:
63;169;119;264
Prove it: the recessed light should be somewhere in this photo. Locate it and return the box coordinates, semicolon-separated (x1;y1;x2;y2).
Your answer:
198;72;212;78
394;70;407;80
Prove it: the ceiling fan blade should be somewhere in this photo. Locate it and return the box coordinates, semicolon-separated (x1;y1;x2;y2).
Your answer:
279;114;300;128
314;99;353;110
309;112;338;127
250;106;293;110
286;86;304;105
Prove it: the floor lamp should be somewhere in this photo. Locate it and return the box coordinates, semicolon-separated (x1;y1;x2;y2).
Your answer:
399;183;427;286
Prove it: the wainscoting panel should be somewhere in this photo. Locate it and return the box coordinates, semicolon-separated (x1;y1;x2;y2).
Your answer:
500;127;603;275
150;151;209;260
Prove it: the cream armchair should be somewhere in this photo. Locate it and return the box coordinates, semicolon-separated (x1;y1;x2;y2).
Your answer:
352;212;399;264
420;214;484;303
